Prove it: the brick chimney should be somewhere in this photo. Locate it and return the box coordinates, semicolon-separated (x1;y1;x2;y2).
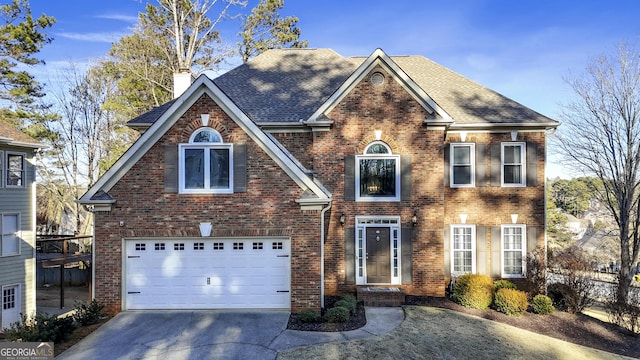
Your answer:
173;69;194;99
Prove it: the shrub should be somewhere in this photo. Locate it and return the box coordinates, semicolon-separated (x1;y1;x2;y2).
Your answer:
73;299;105;326
324;306;349;323
342;294;357;306
453;274;494;310
531;294;555;315
548;246;596;313
494;288;528;316
297;309;318;323
525;247;547;295
4;312;76;343
335;299;356;315
493;280;517;292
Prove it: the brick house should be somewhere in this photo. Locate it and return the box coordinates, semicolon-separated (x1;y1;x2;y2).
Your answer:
79;48;559;314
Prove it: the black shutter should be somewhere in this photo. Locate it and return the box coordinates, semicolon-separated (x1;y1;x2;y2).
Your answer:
526;142;538;187
401;227;413;284
444;144;450;187
164;145;178;193
233;144;247;192
476;144;487;187
344;155;355;201
401;156;412;201
345;227;355;284
490;143;501;187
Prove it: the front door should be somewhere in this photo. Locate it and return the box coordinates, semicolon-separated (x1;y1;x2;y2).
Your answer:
2;284;20;330
366;227;391;283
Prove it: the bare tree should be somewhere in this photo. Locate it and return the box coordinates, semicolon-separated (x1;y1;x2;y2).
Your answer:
41;62;130;234
556;42;640;305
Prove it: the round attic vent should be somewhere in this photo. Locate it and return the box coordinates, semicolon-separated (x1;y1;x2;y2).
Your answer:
370;72;385;86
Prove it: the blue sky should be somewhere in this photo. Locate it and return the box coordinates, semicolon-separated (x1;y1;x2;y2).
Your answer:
27;0;640;178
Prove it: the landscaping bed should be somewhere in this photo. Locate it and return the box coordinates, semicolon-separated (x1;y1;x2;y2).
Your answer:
287;296;367;332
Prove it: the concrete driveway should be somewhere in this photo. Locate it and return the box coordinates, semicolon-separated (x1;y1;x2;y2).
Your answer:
56;310;291;360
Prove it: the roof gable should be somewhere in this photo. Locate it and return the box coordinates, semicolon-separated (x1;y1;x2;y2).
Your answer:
307;48;453;126
79;74;330;206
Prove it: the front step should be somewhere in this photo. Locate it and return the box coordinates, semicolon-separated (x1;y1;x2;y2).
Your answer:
357;287;405;307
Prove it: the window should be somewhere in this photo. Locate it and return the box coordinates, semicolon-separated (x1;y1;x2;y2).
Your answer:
272;242;283;250
135;243;146;251
174;243;185;251
194;242;204;250
6;153;25;187
155;243;165;251
233;242;243;250
356;142;400;201
3;286;15;310
213;242;224;250
1;214;20;256
451;225;475;274
252;242;263;250
502;143;525;186
450;144;475;187
179;128;233;194
502;225;526;278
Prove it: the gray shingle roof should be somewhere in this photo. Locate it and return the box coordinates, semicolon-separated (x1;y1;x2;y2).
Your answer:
214;48;359;123
127;48;558;128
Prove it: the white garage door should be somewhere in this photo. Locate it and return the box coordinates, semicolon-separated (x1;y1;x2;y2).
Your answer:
124;238;291;310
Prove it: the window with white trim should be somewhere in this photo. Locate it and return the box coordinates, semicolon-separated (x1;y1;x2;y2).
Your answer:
356;142;400;201
1;214;20;256
451;225;475;275
502;143;525;186
502;224;526;278
450;144;475;187
6;152;25;187
179;128;233;194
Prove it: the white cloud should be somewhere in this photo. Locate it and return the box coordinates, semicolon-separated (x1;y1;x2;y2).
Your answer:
56;31;127;43
95;14;138;23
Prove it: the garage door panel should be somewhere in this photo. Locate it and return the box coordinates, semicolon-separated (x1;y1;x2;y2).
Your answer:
125;239;290;310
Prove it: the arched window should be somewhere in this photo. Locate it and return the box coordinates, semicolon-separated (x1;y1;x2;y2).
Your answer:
179;127;233;194
356;141;400;201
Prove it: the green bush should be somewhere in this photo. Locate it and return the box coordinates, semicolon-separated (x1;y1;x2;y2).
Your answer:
531;294;555;315
453;274;494;310
4;312;76;343
342;294;357;306
297;309;318;323
493;280;517;292
325;306;349;323
73;299;105;326
335;299;356;315
494;288;529;316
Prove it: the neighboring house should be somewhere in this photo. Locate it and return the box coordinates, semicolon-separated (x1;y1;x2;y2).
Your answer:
0;122;44;330
79;48;559;314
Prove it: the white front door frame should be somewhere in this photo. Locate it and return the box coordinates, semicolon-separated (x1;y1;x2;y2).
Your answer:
355;216;401;285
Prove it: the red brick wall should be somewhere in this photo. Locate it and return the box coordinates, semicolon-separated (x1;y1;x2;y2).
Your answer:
94;95;323;314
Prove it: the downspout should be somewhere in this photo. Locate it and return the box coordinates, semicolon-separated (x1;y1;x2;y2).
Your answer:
320;201;332;309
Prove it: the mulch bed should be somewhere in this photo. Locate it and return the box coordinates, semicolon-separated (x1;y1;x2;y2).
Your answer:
288;295;640;358
287;296;366;332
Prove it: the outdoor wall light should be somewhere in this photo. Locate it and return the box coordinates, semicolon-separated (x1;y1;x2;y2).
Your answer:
340;213;346;226
412;211;418;227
